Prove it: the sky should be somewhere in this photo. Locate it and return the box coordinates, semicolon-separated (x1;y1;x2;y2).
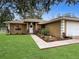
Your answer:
42;3;79;21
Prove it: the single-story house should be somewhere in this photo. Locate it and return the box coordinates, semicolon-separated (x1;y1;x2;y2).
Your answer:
4;16;79;39
4;19;44;34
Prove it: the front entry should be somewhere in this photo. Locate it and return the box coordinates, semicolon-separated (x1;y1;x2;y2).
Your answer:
29;23;33;33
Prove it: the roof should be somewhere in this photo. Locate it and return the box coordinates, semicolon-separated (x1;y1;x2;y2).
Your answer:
24;19;44;23
41;16;79;24
4;16;79;24
23;19;47;24
4;19;45;24
4;20;24;24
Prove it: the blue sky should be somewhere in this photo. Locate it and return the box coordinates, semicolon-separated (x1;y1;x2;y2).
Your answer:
42;3;79;21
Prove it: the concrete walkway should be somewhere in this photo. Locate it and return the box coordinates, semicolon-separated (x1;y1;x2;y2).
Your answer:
31;35;79;49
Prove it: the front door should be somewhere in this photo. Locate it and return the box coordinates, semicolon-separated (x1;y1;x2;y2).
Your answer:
29;23;33;33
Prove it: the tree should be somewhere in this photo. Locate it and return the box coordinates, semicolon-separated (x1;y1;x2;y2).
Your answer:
0;0;78;27
0;0;79;19
0;3;14;27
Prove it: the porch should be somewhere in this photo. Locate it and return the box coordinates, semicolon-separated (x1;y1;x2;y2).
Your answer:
7;22;40;34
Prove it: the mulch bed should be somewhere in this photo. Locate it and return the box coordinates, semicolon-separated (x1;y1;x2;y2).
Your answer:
36;34;72;42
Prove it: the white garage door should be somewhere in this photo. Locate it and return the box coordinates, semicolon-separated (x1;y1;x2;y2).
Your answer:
66;21;79;36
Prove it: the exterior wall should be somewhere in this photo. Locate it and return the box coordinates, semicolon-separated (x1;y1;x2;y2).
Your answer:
38;24;42;30
10;23;27;34
45;21;61;38
9;22;40;34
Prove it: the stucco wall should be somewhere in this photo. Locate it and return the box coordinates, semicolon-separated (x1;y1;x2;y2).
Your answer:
45;21;61;38
10;23;27;34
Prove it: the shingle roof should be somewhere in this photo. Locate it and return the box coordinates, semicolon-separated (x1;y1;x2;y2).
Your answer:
4;16;79;24
4;20;24;24
24;19;44;23
4;19;45;24
41;16;79;24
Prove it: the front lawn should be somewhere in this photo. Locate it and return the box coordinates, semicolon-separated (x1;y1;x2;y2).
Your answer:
0;34;79;59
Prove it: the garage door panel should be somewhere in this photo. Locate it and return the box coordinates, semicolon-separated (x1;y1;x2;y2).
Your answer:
66;21;79;36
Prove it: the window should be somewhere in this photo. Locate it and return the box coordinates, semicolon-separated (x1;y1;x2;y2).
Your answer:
15;25;21;30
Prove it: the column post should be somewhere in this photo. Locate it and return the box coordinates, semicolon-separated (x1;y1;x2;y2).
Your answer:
35;23;38;31
27;22;29;33
7;24;10;34
60;20;65;38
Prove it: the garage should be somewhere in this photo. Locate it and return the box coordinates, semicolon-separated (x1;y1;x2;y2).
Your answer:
66;21;79;36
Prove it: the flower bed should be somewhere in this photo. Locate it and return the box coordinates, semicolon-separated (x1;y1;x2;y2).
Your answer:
37;28;60;42
37;28;72;42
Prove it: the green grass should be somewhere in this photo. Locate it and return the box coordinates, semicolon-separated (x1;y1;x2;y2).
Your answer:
0;34;79;59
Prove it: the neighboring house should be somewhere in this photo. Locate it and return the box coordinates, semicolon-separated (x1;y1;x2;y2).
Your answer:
4;16;79;39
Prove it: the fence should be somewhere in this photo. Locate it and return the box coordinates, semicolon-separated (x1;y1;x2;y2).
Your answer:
0;27;7;33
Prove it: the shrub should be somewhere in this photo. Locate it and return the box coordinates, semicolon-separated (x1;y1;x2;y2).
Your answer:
41;28;49;36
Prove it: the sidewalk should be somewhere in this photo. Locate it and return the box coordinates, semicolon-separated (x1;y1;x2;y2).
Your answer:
31;35;79;49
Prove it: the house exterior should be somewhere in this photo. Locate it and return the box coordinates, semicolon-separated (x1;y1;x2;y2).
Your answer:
42;16;79;38
4;16;79;39
4;19;44;34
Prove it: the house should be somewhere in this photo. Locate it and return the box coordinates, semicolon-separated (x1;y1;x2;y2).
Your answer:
4;16;79;39
4;19;44;34
42;16;79;39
